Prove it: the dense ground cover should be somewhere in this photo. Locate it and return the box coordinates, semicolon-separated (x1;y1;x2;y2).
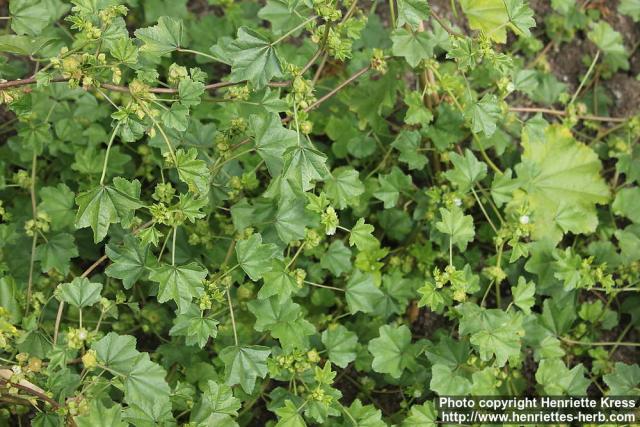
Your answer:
0;0;639;425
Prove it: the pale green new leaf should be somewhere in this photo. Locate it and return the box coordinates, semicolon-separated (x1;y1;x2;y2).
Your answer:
75;401;126;427
56;277;102;308
444;149;487;192
39;184;75;231
436;206;475;251
248;296;315;350
535;359;590;395
511;277;535;314
459;0;509;43
349;218;379;251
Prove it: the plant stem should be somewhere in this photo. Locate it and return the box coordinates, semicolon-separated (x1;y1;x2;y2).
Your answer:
176;48;221;62
99;123;121;185
272;16;317;46
302;65;371;114
509;106;627;123
569;50;600;106
560;336;640;347
471;187;498;233
304;280;345;292
171;226;177;266
227;286;239;346
388;0;396;27
287;242;306;269
25;150;38;316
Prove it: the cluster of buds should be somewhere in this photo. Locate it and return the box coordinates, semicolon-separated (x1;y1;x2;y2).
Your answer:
320;206;339;235
24;212;51;237
66;327;91;350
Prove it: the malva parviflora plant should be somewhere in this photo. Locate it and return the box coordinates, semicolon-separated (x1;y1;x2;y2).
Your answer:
0;0;640;425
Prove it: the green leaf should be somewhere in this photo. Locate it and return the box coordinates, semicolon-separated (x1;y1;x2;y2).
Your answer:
236;234;281;281
39;184;75;231
458;303;524;367
275;197;307;243
320;240;352;277
459;0;509;43
282;140;328;192
75;401;126;427
346;271;385;314
321;324;358;368
92;333;171;407
148;262;207;313
275;400;307;427
620;0;640;21
75;178;144;243
535;359;590;395
251;114;298;176
349;218;379;251
368;324;417;378
135;16;183;56
603;363;640;395
391;28;434;68
179;78;205;107
109;38;138;64
373;167;413;209
403;91;434;126
444;149;487;192
343;400;386;427
105;235;151;289
504;0;536;37
35;233;78;275
515;125;610;242
10;0;50;36
587;21;629;71
56;277;102;308
190;380;241;425
403;401;437;427
325;167;364;210
511;277;535;314
162;103;189;132
219;345;271;393
436;206;475;251
175;148;211;195
392;130;428;170
396;0;431;29
612;187;640;223
248;296;315;350
465;94;501;137
229;27;283;88
259;260;298;301
430;364;472;395
170;304;218;348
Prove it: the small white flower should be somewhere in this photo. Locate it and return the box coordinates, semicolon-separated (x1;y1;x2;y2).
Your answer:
453;198;462;207
78;330;88;340
519;215;530;225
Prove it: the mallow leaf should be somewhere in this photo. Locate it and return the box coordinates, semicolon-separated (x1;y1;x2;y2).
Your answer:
56;277;102;308
219;345;271;393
